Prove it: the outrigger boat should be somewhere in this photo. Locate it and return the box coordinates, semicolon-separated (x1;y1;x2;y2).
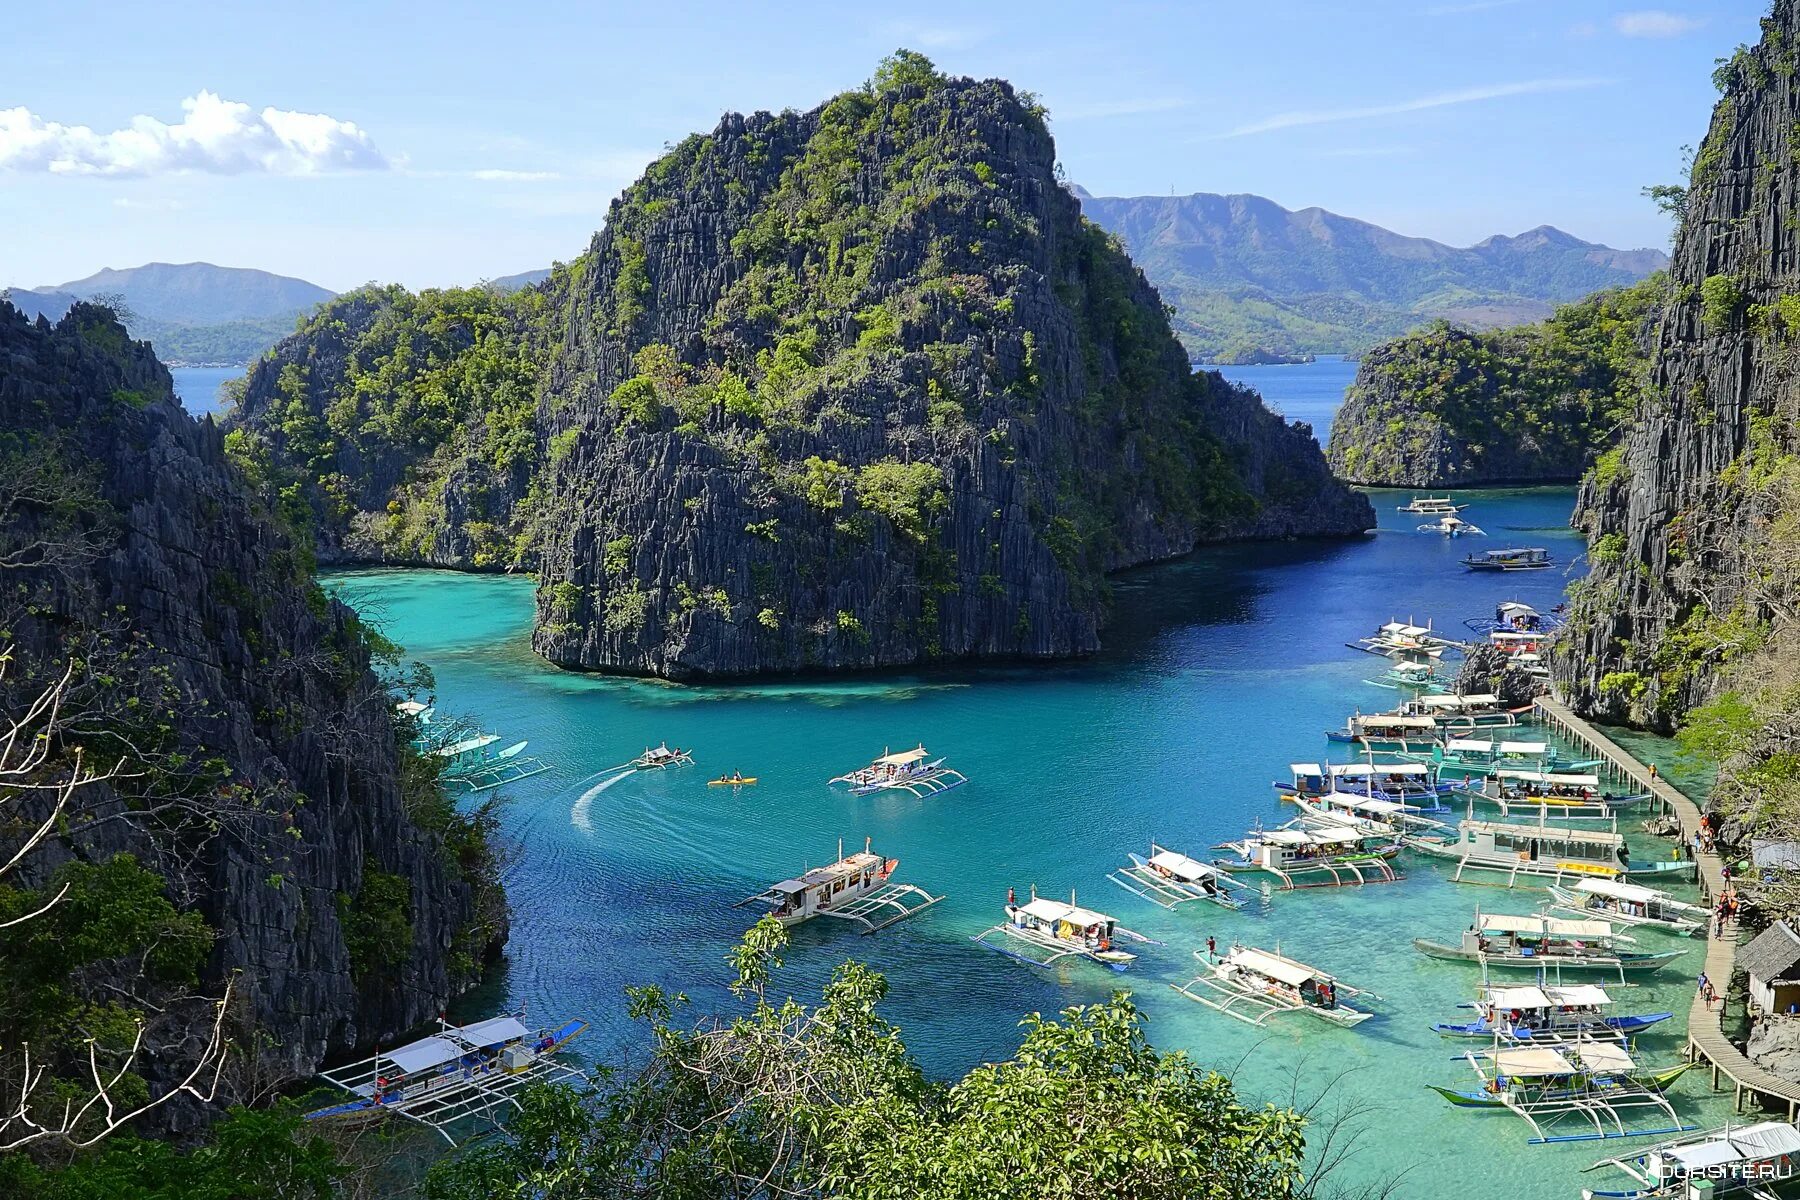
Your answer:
1463;546;1553;572
1465;601;1561;637
1108;843;1248;910
1399;495;1468;514
1582;1120;1800;1199
1172;944;1377;1027
734;838;940;934
1401;692;1531;730
1546;878;1708;936
1326;712;1443;751
1365;659;1452;692
1405;819;1636;886
828;745;967;798
1433;982;1673;1043
1419;514;1485;536
1289;790;1447;837
1430;1039;1695;1145
304;1013;587;1145
434;735;552;794
708;772;758;787
1350;619;1463;659
972;889;1154;972
1277;761;1460;804
1413;911;1682;979
1214;822;1401;888
1480;771;1649;823
632;742;694;769
1399;737;1573;781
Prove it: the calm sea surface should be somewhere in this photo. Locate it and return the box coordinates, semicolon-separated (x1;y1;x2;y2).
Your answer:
1215;354;1361;443
319;367;1729;1198
169;365;244;417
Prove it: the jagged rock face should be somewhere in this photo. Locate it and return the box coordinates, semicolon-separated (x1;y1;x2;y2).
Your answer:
1556;4;1800;729
532;72;1372;678
0;302;494;1112
1749;1017;1800;1082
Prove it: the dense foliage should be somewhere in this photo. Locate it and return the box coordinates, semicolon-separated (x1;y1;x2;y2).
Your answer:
1327;273;1665;483
423;918;1312;1200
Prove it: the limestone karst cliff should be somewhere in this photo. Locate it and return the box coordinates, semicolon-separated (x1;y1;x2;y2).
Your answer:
0;301;504;1128
229;55;1373;680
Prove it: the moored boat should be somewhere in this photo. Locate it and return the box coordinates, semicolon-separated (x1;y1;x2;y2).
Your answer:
632;742;694;769
1108;843;1247;910
1325;711;1443;751
1431;981;1672;1043
1405;818;1634;886
1545;878;1708;936
735;837;941;934
1430;1040;1695;1144
1419;514;1485;536
1172;944;1376;1027
1399;495;1467;514
1462;546;1553;572
1214;822;1401;888
972;890;1152;971
1413;911;1682;979
1582;1120;1800;1198
1480;770;1648;822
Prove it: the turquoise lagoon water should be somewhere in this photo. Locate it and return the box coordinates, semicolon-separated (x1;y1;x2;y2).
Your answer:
325;487;1736;1199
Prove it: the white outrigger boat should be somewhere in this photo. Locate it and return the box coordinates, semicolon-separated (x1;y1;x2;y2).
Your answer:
1399;495;1468;514
1325;711;1443;751
1289;790;1447;837
734;838;942;934
632;742;694;769
1365;658;1452;692
1172;944;1377;1027
1350;618;1463;659
1419;514;1485;536
1463;546;1553;572
972;889;1155;971
828;745;967;798
1480;770;1648;822
1278;761;1460;805
1401;692;1530;730
1432;982;1673;1043
1406;819;1633;886
1431;1039;1695;1145
1582;1120;1800;1199
1413;911;1682;980
304;1013;587;1144
1108;843;1248;910
1546;878;1708;936
1214;822;1401;888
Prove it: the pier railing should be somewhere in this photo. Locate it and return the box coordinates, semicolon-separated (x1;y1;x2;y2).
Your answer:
1533;696;1800;1119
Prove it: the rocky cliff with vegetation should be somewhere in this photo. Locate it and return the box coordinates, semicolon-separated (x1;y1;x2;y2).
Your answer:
1324;275;1661;486
1556;2;1800;924
229;53;1372;680
0;300;504;1136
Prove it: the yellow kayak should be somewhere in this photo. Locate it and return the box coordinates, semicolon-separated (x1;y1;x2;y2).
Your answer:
708;774;758;787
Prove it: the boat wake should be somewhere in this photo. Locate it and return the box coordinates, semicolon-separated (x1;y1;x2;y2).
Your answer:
571;769;634;833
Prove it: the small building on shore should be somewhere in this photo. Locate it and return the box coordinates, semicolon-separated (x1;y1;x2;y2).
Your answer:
1742;920;1800;1016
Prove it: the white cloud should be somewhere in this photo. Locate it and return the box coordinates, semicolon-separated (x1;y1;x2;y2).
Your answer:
0;92;390;176
471;168;562;182
1055;96;1189;121
1209;77;1611;139
1613;10;1704;38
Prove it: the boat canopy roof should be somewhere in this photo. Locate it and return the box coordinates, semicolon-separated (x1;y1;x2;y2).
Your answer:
1330;762;1426;777
1491;1047;1577;1077
874;746;929;766
1289;763;1325;776
1445;738;1494;753
1546;984;1613;1007
1498;741;1549;754
1415;693;1499;710
1231;946;1321;987
458;1016;530;1048
1665;1124;1800;1171
1019;897;1112;927
1486;984;1612;1009
1322;793;1406;816
1477;913;1615;939
1487;985;1554;1010
1148;849;1220;882
1578;1042;1637;1073
1462;820;1624;846
396;699;431;716
1305;828;1367;846
1498;602;1540;616
1575;878;1665;903
384;1036;464;1075
1361;714;1437;729
1380;621;1433;636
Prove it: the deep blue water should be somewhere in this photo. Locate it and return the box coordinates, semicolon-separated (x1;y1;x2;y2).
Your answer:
169;365;243;417
1214;354;1360;443
324;485;1731;1199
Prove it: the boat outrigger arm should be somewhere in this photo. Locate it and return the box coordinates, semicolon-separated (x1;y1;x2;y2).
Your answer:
307;1014;587;1145
732;879;943;934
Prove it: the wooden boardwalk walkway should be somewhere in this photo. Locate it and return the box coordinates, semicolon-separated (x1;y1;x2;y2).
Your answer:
1534;696;1800;1119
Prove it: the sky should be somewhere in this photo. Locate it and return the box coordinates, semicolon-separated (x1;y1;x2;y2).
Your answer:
0;0;1763;292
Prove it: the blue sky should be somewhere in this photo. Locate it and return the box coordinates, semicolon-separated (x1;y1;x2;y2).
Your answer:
0;0;1760;292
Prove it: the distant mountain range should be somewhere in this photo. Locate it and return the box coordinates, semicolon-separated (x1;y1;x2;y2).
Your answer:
5;263;336;366
1072;188;1668;360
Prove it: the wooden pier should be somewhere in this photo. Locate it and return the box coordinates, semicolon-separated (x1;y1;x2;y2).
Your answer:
1534;696;1800;1119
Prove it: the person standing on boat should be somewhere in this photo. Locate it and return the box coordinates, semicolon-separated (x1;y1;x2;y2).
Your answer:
1207;936;1217;961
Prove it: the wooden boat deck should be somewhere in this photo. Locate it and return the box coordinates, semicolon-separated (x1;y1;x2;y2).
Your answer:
1534;696;1800;1120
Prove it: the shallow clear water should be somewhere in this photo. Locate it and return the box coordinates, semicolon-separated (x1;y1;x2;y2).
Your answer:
325;487;1735;1199
168;365;243;417
1213;355;1361;444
